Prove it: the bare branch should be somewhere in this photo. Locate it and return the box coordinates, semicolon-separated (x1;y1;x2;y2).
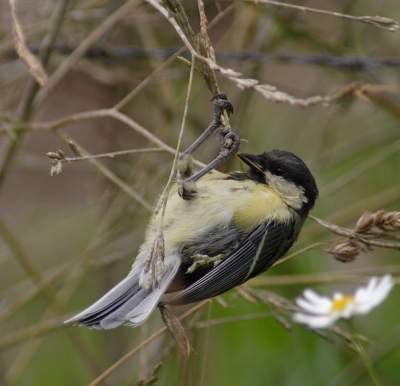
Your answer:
9;0;48;88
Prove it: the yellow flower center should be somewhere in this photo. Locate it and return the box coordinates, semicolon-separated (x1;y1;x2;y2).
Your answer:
331;295;355;312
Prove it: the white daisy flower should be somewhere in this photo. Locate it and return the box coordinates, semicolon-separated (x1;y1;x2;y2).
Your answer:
293;275;395;329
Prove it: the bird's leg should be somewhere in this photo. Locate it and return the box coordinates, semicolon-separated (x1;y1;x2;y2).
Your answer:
177;94;240;198
185;253;226;274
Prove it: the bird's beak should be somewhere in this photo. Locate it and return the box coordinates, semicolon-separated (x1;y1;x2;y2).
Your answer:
237;153;265;175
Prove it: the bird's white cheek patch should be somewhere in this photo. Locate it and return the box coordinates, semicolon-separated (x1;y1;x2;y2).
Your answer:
265;172;306;210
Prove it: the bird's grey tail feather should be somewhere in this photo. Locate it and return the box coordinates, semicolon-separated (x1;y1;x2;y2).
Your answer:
65;257;180;330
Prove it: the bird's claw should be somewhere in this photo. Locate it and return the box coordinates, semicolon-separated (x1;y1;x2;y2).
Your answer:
185;253;226;274
218;126;240;156
211;93;234;118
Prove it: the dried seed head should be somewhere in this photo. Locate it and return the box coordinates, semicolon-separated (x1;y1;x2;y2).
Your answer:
56;149;66;160
145;267;154;295
355;210;400;235
49;160;62;176
153;194;165;216
46;152;63;160
157;232;165;262
144;241;155;269
68;138;82;157
155;258;163;286
325;238;370;263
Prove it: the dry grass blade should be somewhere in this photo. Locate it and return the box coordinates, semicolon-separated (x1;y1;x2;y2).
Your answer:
159;305;191;357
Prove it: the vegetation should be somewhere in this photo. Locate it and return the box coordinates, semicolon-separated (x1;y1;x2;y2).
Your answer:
1;0;400;385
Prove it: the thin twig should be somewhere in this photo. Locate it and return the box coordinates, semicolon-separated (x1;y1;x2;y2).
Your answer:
55;132;154;211
272;241;333;266
17;0;70;119
195;312;273;328
52;147;166;163
33;0;142;110
247;0;400;32
9;0;48;88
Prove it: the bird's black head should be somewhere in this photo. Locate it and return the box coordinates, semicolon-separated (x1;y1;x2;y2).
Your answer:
238;149;319;213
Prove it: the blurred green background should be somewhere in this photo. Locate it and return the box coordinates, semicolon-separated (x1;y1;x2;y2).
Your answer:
1;0;400;385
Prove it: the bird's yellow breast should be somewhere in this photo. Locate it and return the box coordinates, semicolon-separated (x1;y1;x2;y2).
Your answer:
147;174;293;248
231;182;293;231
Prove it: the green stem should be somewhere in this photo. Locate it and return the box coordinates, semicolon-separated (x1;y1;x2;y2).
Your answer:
348;321;383;386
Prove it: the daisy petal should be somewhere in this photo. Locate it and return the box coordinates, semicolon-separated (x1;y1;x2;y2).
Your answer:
292;275;394;329
293;312;339;329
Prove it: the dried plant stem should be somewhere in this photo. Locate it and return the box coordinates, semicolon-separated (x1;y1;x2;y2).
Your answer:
347;321;383;386
0;216;102;375
55;132;153;211
17;0;70;119
272;241;332;266
310;215;400;250
56;147;166;163
248;0;400;32
9;0;48;89
5;109;206;168
88;300;210;386
149;0;394;108
0;0;69;189
33;0;141;110
200;301;212;386
157;54;196;214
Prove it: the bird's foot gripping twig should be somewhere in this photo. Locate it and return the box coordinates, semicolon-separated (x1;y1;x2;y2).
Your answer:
177;94;240;198
185;253;226;274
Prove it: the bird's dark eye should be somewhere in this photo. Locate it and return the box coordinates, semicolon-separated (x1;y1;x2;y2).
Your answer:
274;167;285;176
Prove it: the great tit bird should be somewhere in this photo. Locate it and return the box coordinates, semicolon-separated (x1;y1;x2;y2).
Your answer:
65;149;318;329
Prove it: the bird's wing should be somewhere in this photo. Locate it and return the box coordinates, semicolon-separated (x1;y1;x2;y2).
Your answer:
164;220;293;305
